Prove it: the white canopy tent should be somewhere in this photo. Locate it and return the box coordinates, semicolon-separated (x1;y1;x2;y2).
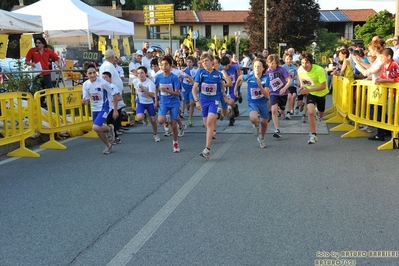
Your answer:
0;9;43;34
13;0;134;46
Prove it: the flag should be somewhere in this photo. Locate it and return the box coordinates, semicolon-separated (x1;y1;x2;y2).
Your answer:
6;34;21;59
0;34;8;59
222;35;227;50
20;34;32;58
111;39;120;58
92;33;99;51
213;35;218;56
99;36;106;55
123;38;131;56
183;28;193;54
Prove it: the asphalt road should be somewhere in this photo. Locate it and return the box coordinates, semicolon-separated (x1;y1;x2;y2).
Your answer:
1;86;398;266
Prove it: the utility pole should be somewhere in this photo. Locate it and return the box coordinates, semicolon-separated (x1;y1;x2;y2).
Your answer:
264;0;268;49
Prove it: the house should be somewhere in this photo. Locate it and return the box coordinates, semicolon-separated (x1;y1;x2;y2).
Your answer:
319;9;378;40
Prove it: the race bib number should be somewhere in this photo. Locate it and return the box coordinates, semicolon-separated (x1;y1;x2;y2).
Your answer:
201;83;217;96
270;77;284;91
301;78;314;86
250;88;264;100
229;74;235;83
91;93;102;103
160;83;173;96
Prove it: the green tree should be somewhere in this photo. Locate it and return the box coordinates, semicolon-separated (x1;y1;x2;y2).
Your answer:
354;10;395;45
192;0;221;10
245;0;321;54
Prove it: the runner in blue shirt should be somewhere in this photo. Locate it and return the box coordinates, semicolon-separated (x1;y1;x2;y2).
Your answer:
192;53;230;158
154;56;182;153
235;58;270;148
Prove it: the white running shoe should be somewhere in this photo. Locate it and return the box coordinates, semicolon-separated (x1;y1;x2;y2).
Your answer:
308;134;318;144
173;142;180;153
253;125;260;137
153;134;161;142
199;148;210;158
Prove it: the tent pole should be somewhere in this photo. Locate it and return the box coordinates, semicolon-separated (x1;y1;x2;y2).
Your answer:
87;29;91;49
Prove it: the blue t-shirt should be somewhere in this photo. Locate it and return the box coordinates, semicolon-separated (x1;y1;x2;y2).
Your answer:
243;73;270;104
194;68;224;101
220;64;238;91
154;72;181;104
282;63;298;87
266;66;290;96
181;67;197;92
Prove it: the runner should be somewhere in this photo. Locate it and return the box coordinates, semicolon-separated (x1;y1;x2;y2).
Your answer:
235;58;270;148
297;53;329;144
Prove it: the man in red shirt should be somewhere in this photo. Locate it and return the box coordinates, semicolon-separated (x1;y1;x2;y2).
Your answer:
25;37;62;94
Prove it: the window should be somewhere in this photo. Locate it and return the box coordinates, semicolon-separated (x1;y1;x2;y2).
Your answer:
180;26;193;36
205;25;211;39
223;25;229;36
147;26;160;39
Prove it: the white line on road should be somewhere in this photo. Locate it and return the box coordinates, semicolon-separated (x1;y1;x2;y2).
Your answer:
106;134;240;266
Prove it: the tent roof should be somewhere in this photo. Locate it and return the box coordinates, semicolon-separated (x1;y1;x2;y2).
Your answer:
0;9;43;34
13;0;133;38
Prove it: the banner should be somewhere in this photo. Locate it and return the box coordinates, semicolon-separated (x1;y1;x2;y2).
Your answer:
6;34;21;59
118;39;125;57
128;36;134;56
183;28;194;54
20;34;32;58
123;38;131;56
99;36;106;55
0;34;8;59
92;33;99;51
111;39;120;58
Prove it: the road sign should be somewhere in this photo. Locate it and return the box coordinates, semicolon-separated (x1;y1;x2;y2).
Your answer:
144;11;174;19
144;17;175;26
144;4;174;25
144;4;174;11
192;31;199;40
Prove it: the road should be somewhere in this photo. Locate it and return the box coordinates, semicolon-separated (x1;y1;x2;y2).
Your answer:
1;85;398;266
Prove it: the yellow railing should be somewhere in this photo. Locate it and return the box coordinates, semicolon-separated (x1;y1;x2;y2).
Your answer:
0;92;40;157
327;76;399;150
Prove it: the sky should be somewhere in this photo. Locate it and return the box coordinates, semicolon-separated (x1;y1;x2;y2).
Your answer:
218;0;397;13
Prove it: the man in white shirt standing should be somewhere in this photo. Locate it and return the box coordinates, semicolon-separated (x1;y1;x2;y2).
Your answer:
141;48;154;71
129;50;143;85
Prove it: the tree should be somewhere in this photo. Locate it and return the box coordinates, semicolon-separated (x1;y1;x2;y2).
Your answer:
245;0;321;54
354;10;395;45
192;0;221;10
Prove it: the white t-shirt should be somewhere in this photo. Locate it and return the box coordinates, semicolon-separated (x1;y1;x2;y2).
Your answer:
141;56;153;71
132;78;156;104
99;61;123;92
82;77;115;112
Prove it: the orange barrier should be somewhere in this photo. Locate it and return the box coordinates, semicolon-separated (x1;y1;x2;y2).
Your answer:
33;86;94;149
0;92;39;157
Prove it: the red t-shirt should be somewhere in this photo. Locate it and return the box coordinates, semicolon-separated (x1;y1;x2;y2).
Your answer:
26;47;59;76
380;60;399;82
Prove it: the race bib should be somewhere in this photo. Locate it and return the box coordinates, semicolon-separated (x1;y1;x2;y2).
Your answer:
160;83;173;96
201;83;217;96
250;88;264;100
270;77;284;91
91;93;102;103
229;74;235;84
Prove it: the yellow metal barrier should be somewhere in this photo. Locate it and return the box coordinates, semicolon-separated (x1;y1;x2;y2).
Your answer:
344;80;399;150
324;75;355;132
0;92;40;157
34;86;94;149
